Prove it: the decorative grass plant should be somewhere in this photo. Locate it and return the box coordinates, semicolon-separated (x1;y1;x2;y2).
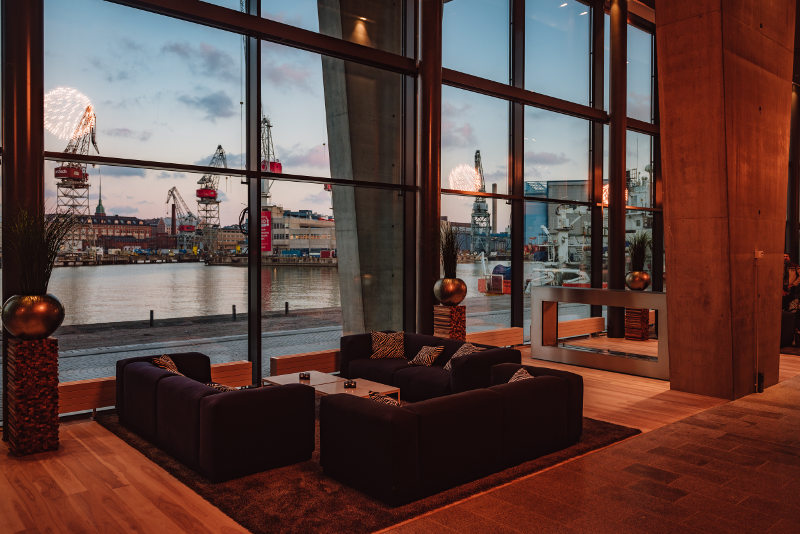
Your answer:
628;231;652;272
5;209;78;294
440;222;461;279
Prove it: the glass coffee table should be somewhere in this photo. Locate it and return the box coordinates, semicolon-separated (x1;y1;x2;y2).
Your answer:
263;370;400;401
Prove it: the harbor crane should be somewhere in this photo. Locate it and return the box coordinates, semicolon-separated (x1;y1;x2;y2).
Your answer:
55;103;100;250
260;113;282;206
166;186;198;234
196;145;228;252
470;150;491;254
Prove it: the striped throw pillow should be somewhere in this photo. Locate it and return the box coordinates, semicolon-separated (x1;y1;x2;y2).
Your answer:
508;368;535;383
152;355;184;376
368;391;400;407
409;345;444;366
370;331;405;359
443;343;481;371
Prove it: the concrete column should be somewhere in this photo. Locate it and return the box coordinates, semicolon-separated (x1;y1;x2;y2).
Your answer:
656;0;795;398
318;0;404;334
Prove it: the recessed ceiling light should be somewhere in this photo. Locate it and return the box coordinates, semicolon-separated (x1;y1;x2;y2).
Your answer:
560;2;568;6
579;11;588;16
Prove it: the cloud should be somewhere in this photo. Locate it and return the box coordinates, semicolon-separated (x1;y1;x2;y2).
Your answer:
441;121;477;148
104;127;152;142
89;57;130;82
162;42;240;84
177;90;236;122
627;92;652;123
279;144;329;169
442;101;471;118
104;205;138;216
524;151;570;166
261;49;313;92
302;190;330;205
98;166;146;177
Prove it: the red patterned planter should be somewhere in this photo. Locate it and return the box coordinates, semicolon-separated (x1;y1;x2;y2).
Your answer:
6;337;59;455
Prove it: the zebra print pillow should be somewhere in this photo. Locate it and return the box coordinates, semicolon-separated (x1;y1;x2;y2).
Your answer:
370;331;405;359
368;391;400;407
151;355;184;376
508;368;535;383
409;345;444;366
443;343;481;371
205;382;237;392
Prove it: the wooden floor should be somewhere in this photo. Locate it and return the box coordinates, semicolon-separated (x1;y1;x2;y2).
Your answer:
564;335;660;359
1;353;798;534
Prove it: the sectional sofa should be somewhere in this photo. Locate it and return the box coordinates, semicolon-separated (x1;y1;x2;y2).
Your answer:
340;332;522;401
115;352;315;482
320;362;584;503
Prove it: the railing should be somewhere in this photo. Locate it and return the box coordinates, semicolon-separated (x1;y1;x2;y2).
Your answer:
530;287;668;380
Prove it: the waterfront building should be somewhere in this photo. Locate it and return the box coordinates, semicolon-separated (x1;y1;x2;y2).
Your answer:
267;205;336;256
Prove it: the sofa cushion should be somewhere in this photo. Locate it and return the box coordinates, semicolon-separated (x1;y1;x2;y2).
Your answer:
409;345;443;367
392;365;452;402
205;382;237;392
404;389;503;493
490;376;570;465
122;362;175;441
371;331;405;359
156;375;220;467
443;343;480;371
404;334;463;367
349;358;411;385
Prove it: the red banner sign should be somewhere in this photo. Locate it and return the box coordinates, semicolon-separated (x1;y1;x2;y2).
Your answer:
260;210;272;253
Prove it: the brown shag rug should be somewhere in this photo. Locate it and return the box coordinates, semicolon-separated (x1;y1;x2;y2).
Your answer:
96;412;639;534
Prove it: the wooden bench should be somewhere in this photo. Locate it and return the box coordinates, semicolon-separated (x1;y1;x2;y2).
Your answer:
269;350;340;376
466;327;524;347
58;360;253;416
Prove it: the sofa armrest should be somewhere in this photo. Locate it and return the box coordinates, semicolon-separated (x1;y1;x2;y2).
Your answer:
198;383;315;482
491;363;583;443
449;347;522;393
340;333;373;378
320;394;419;504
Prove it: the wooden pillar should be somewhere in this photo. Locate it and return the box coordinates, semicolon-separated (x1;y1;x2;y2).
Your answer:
2;0;46;438
418;0;443;334
607;0;628;337
657;0;795;398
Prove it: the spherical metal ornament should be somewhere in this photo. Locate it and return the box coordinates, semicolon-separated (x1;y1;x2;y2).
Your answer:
1;294;65;340
434;278;467;306
625;271;652;291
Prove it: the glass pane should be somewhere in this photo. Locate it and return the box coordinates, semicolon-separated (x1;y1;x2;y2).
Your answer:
44;163;248;387
524;107;590;201
525;0;591;105
443;0;509;84
259;181;403;373
441;193;511;333
261;42;404;184
261;0;405;56
203;0;241;10
604;13;609;112
625;209;654;290
442;86;509;194
524;200;591;285
626;130;653;208
628;24;653;122
44;0;245;169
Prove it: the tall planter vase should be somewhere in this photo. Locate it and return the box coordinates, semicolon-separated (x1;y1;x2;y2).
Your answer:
433;278;467;306
1;294;65;340
625;271;651;291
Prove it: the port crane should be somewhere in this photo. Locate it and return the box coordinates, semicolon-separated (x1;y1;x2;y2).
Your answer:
470;150;491;254
196;144;228;251
260;113;282;206
55;103;100;250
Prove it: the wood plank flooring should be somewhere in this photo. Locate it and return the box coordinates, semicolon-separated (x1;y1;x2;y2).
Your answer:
1;353;798;533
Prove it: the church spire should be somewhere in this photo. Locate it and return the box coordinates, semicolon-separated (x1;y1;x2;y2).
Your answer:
95;173;105;216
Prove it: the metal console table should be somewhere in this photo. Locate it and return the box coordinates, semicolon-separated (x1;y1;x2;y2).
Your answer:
530;287;669;380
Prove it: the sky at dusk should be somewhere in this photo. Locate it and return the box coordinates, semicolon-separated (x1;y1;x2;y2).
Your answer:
41;0;653;228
